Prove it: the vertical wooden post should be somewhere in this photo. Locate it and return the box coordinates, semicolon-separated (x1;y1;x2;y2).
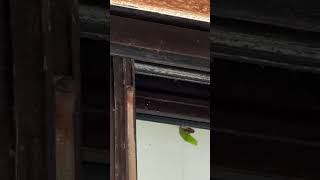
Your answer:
54;77;76;180
126;86;137;180
10;0;55;179
10;0;80;179
110;57;137;180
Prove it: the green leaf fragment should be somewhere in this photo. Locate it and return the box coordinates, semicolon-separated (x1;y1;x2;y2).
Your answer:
179;126;198;146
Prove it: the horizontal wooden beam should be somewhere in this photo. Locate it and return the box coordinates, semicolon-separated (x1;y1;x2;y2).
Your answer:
111;0;210;22
111;5;209;31
135;61;209;84
212;18;320;73
80;4;320;74
136;91;209;123
79;5;109;41
111;15;210;70
79;5;210;73
212;0;320;32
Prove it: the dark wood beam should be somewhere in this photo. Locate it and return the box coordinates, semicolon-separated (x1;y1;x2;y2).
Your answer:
212;18;320;73
111;15;209;71
110;57;137;180
135;61;210;84
111;5;209;31
136;91;209;123
79;5;210;73
55;77;77;180
10;0;81;179
212;0;320;33
10;0;55;178
111;0;210;22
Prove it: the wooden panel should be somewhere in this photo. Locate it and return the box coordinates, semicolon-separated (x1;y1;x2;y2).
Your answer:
111;0;210;22
110;57;137;180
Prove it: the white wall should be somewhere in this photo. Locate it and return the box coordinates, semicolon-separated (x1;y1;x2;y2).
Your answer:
136;120;210;180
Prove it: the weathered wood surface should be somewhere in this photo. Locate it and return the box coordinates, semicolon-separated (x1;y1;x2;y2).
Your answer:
10;0;55;178
111;15;210;71
136;91;210;123
110;57;137;180
55;77;76;180
135;61;210;84
79;5;210;72
10;0;80;179
111;0;210;22
126;87;136;180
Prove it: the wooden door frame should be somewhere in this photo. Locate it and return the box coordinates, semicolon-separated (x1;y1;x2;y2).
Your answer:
110;57;137;180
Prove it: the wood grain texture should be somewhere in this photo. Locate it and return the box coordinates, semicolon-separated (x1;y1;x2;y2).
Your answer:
110;57;136;180
110;15;210;73
10;0;80;178
10;0;54;178
55;77;76;180
126;87;137;180
111;0;209;22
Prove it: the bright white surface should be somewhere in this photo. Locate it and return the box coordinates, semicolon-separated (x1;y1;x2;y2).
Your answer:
136;120;210;180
